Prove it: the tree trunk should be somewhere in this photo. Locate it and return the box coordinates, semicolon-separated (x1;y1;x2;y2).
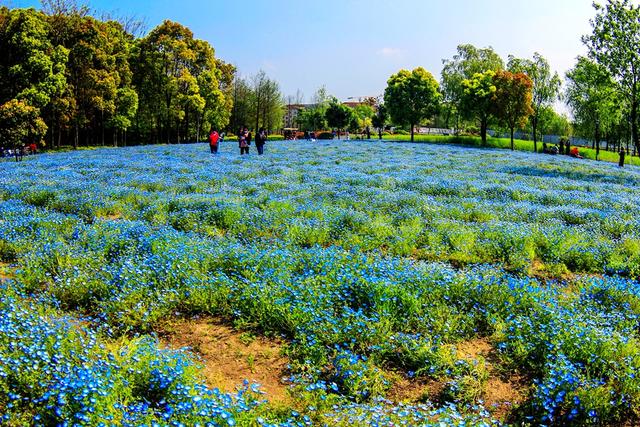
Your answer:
595;122;600;161
510;128;515;151
410;123;415;143
632;92;639;155
480;118;487;145
532;114;538;153
101;109;105;146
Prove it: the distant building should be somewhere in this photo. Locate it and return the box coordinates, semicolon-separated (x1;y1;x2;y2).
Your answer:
285;104;313;129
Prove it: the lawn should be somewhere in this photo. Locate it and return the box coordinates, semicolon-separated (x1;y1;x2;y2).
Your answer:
1;140;640;425
381;134;640;166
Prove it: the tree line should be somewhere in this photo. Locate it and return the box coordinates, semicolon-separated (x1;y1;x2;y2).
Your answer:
0;1;285;153
293;0;637;159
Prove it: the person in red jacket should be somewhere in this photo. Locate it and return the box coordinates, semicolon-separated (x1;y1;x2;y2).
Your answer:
209;129;220;154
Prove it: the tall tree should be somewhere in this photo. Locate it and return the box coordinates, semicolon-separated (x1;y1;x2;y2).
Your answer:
325;98;355;136
460;71;497;144
132;20;229;143
384;67;441;142
583;0;640;154
0;7;68;150
492;70;534;150
371;104;387;139
441;44;503;132
566;57;622;160
353;104;375;132
297;86;330;131
508;53;561;152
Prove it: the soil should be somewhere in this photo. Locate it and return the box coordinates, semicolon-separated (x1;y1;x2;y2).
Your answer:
457;338;529;419
389;337;529;421
0;263;14;281
159;317;291;403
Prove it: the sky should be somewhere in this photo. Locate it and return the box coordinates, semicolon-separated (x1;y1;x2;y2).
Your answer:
8;0;601;104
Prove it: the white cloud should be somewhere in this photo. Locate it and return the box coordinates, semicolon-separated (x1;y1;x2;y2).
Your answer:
262;60;277;72
377;47;403;58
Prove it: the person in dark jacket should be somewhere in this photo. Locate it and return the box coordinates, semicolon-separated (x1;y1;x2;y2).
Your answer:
256;128;267;155
238;128;249;155
619;148;626;167
246;128;252;148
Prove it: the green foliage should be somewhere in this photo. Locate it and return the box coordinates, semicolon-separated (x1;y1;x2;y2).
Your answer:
461;70;496;144
0;239;17;262
0;99;47;151
583;0;640;151
0;8;68;110
508;53;561;150
566;57;622;155
384;67;441;141
325;98;355;132
441;44;504;131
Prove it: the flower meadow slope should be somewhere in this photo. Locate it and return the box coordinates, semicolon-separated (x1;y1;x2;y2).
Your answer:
1;141;640;426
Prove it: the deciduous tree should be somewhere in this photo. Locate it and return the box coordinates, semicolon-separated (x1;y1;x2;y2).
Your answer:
0;99;47;161
441;44;503;132
492;71;534;150
460;70;496;144
583;0;640;153
508;53;561;152
384;67;441;142
325;98;355;136
566;57;621;160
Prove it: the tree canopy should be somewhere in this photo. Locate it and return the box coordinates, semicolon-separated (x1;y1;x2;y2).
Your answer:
492;70;534;150
583;0;640;153
384;67;440;142
0;5;236;150
566;56;622;159
508;53;561;152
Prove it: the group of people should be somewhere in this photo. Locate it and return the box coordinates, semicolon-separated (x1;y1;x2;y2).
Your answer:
208;127;268;156
543;139;584;159
1;143;38;160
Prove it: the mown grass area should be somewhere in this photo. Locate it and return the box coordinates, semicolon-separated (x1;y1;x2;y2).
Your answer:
381;134;640;166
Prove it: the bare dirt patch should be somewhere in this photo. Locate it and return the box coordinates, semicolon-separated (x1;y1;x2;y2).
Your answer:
388;338;529;421
0;263;14;281
388;375;443;403
456;338;529;419
160;317;291;403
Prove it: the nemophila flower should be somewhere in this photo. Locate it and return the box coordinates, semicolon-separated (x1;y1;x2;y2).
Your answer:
2;142;640;424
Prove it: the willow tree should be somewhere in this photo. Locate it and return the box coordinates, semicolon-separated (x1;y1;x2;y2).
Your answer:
584;0;640;154
566;57;622;160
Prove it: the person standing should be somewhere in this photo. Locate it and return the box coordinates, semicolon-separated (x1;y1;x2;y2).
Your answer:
209;129;219;154
238;127;249;155
256;128;267;155
565;139;571;155
619;148;626;167
246;128;253;150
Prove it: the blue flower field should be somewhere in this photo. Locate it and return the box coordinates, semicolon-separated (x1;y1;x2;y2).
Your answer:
1;140;640;426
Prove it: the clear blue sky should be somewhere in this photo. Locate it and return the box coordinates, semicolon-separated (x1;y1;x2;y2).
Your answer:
10;0;599;103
